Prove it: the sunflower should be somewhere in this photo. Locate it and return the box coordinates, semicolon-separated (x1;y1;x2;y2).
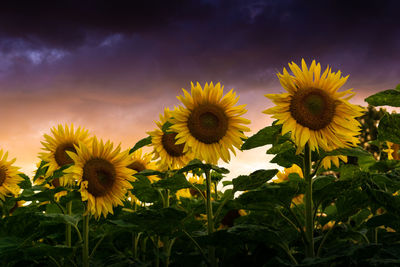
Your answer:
176;173;206;199
0;149;23;201
274;164;304;205
149;107;193;170
383;141;399;160
171;82;250;164
39;124;91;186
65;137;135;218
264;59;364;157
128;149;159;182
321;155;348;170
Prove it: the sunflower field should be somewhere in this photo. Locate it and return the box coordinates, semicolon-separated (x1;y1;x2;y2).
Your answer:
2;60;400;266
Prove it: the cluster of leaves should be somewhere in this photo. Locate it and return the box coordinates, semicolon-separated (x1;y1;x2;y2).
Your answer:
1;84;400;266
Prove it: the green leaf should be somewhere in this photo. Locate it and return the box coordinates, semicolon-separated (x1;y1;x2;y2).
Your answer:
369;160;400;172
178;159;229;174
129;136;152;154
161;120;174;133
232;169;278;192
339;164;361;180
378;113;400;144
270;147;303;168
323;147;371;158
366;213;400;230
153;173;192;191
37;212;82;227
365;89;400;107
18;173;32;189
130;175;159;203
110;207;187;235
266;140;293;154
241;124;282;150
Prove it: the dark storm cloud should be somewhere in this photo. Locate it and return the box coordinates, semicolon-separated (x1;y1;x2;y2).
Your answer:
0;0;399;94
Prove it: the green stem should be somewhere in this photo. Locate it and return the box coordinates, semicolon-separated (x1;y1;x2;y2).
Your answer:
82;213;90;267
316;222;336;257
132;232;141;259
155;236;160;267
142;237;148;261
374;227;378;244
204;167;217;267
278;243;298;265
66;201;72;247
214;182;218;201
304;143;314;258
163;189;170;267
182;229;209;265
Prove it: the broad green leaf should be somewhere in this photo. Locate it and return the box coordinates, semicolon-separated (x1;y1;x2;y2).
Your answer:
378;113;400;144
129;136;152;154
365;89;400;107
153;173;192;191
232;169;278;192
339;164;361;180
241;124;282;150
178;159;229;174
110;207;186;235
130;175;159;203
266;140;293;154
323;147;371;158
366;213;400;230
270;147;303;168
369;159;400;172
37;213;82;227
18;173;32;189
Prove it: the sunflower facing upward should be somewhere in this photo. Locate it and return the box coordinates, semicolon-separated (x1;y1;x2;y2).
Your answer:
171;82;251;164
65;137;135;218
0;149;23;201
264;59;364;161
149;107;193;170
39;124;91;186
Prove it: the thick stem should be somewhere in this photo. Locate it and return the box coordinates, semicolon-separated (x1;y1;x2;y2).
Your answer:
304;143;314;258
82;214;90;267
163;189;170;267
66;201;72;247
205;167;217;267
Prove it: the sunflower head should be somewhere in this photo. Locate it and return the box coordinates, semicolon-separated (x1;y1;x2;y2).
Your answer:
149;107;193;170
264;59;364;154
0;149;23;201
39;124;91;186
275;164;303;183
65;137;135;218
171;82;250;164
128;149;159;182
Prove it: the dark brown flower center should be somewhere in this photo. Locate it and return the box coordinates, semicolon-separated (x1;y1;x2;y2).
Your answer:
290;87;336;130
51;178;61;188
187;104;228;144
127;161;146;172
55;143;76;167
82;158;116;197
0;167;7;186
161;132;185;157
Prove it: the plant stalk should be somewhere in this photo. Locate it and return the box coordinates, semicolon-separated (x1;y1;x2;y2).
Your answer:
82;213;90;267
304;143;314;258
205;167;217;267
66;201;72;247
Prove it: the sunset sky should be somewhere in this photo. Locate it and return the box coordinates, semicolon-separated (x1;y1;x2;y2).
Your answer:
1;0;400;179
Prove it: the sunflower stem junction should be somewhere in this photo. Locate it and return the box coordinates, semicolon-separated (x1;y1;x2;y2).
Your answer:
82;213;90;267
66;201;72;247
204;167;217;267
304;143;314;258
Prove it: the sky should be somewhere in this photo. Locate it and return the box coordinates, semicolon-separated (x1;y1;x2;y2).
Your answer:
0;0;400;179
